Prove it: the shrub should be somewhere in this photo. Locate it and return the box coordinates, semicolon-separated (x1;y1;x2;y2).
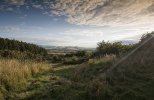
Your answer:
96;41;134;56
63;56;84;65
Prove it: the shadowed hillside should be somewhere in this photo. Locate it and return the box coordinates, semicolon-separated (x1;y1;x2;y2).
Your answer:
25;32;154;100
74;32;154;100
98;32;154;100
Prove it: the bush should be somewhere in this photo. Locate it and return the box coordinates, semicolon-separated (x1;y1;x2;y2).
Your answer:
75;51;86;57
63;56;84;65
96;41;134;56
51;55;64;63
140;32;154;43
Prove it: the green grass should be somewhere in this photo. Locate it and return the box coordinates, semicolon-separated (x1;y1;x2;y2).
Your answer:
23;55;116;100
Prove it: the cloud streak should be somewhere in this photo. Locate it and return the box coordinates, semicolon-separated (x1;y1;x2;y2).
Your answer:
0;26;21;33
6;0;25;6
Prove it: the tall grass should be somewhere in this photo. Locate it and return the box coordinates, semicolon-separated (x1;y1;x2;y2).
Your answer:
88;55;116;65
0;59;51;91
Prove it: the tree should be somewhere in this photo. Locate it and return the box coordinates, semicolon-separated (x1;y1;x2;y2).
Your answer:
96;41;134;56
75;51;86;57
140;32;154;43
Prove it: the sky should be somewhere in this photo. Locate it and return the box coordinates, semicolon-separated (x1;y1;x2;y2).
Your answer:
0;0;154;47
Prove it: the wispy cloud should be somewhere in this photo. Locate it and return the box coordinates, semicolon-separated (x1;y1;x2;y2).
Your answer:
32;4;44;10
50;0;154;26
0;26;21;34
6;0;25;6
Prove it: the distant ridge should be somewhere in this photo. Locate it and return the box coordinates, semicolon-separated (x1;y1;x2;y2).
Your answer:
114;40;138;45
40;45;95;51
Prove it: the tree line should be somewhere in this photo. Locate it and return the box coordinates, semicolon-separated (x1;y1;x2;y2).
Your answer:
95;32;154;57
95;41;135;57
0;37;47;60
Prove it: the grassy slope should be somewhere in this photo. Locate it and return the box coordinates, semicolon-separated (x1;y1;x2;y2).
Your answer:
26;39;154;100
94;37;154;100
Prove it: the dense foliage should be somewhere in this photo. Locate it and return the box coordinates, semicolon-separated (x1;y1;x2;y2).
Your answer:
96;41;135;56
0;37;47;55
140;32;154;43
0;37;47;59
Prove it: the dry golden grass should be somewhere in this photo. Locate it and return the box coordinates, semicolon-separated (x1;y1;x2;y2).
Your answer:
0;59;51;90
88;55;116;65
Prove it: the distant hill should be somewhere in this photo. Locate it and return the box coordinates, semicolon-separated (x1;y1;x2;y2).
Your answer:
41;45;95;54
114;40;138;45
41;45;95;51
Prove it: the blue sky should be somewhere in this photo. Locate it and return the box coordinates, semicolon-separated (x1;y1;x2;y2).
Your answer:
0;0;154;47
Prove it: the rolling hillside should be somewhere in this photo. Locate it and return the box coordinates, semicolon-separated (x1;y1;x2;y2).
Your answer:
26;33;154;100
